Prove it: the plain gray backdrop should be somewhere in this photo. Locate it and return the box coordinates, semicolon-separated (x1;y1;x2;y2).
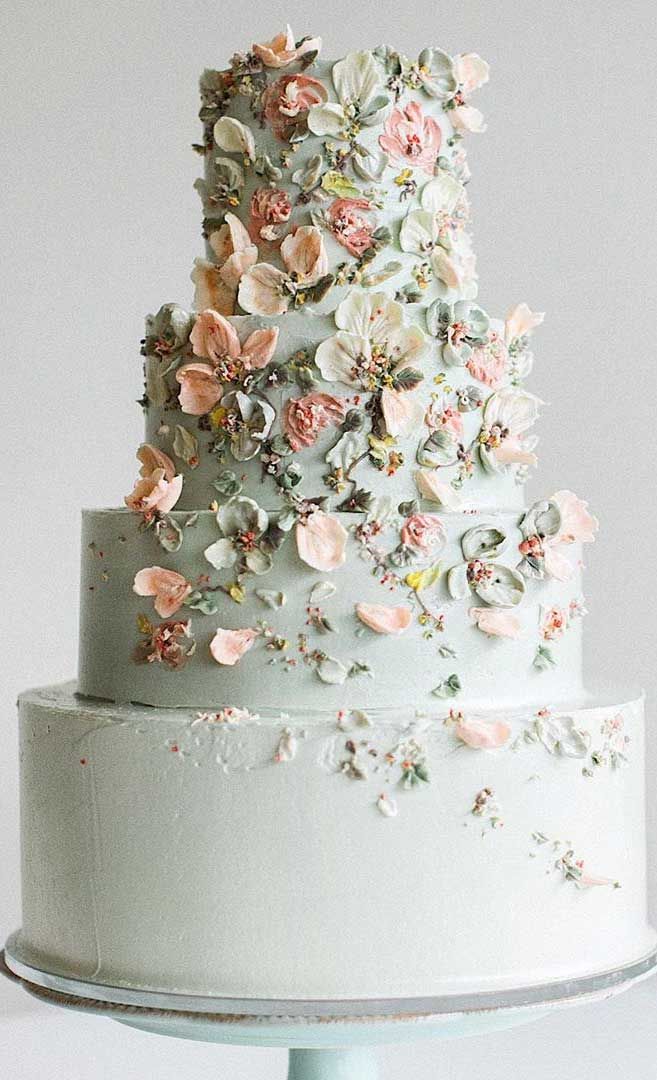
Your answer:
1;0;656;1075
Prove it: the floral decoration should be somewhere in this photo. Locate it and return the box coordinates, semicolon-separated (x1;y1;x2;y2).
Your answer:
204;496;273;576
238;226;332;314
209;626;259;665
133;566;192;617
447;524;525;607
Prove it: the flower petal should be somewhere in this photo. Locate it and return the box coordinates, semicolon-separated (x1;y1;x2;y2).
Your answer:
315;330;368;386
241;326;280;370
190;309;241;361
415;470;463;510
176;363;222;415
209;627;258;665
355;602;412;635
470;607;522;639
551;490;599;544
381;387;424;437
213;116;256;161
455;716;511;749
133;566;192;618
505;302;545;344
296;512;348;571
238;263;290;316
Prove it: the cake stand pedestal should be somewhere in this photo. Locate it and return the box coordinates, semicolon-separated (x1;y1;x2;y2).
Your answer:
3;938;656;1080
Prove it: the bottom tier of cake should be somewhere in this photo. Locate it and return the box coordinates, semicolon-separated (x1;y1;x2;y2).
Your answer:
14;683;655;1001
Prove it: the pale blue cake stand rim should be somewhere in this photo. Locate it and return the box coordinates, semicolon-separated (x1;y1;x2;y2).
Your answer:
4;938;656;1078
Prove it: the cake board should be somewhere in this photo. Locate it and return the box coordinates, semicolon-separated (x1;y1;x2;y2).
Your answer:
4;938;656;1079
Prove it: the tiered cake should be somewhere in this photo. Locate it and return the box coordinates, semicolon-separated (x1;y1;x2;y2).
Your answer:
13;29;655;1001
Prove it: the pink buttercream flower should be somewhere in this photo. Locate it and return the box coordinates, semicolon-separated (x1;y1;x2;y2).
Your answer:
505;302;545;345
253;26;321;68
282;392;346;451
430;404;464;439
379;101;442;175
262;73;328;140
466;332;509;389
453;714;511;749
209;626;259;666
401;513;447;556
133;567;192;618
238;226;329;316
296;511;348;571
541;606;568;641
176;311;279;415
326;198;375;257
249;187;292;242
355;602;413;635
125;444;183;516
470;607;522;639
552;490;599;545
192;213;258;315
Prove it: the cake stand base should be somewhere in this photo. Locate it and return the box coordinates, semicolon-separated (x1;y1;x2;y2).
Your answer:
3;939;656;1080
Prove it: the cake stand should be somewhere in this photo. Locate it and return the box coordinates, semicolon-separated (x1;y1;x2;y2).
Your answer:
3;936;656;1079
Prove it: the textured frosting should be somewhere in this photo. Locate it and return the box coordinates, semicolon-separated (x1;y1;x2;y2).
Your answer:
92;37;601;714
15;684;656;999
79;505;585;710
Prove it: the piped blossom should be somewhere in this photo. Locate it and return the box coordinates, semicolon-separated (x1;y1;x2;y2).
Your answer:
209;626;259;666
379;101;442;175
175;310;279;416
296;511;348;571
213;116;256;161
453;53;490;95
192;213;258;314
505;302;544;345
326;198;375;257
552;490;599;544
253;26;321;68
479;388;542;473
453;713;511;749
315;290;426;436
250;187;292;242
518;492;598;582
355;602;413;635
238;226;329;315
399;172;476;301
133;567;192;618
282;392;346;451
470;607;522;639
415;470;463;510
263;73;329;140
400;513;447;556
307;51;388;140
125;444;183;516
204;496;272;576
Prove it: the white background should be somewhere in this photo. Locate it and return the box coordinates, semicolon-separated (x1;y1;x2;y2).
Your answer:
1;0;656;1075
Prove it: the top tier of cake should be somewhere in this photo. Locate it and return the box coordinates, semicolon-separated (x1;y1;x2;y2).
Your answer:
140;32;543;516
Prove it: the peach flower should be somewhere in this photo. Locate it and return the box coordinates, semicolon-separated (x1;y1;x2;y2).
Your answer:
453;53;490;95
125;444;183;515
176;311;279;416
326;198;375;257
282;392;346;451
133;567;192;618
470;607;522;639
209;626;259;666
450;104;486;134
401;513;447;555
355;602;413;635
505;302;545;345
175;363;223;416
238;226;329;316
190;309;279;369
296;511;347;571
552;490;599;545
253;26;321;68
262;74;328;140
191;213;258;315
379;101;442;175
250;187;292;242
454;715;511;749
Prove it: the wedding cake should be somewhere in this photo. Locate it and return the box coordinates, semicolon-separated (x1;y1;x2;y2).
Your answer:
11;28;654;1001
